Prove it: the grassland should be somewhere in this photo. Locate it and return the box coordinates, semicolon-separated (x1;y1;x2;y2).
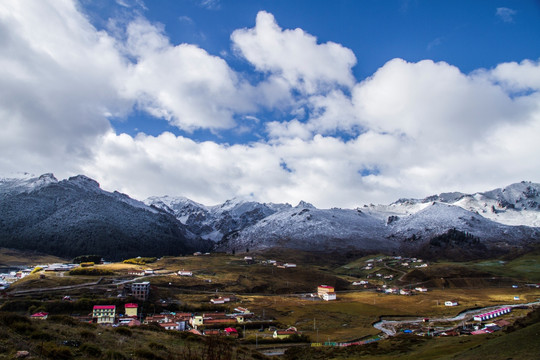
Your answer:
1;248;539;359
0;248;66;267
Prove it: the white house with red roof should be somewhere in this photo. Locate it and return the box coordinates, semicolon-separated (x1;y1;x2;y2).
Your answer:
92;305;116;324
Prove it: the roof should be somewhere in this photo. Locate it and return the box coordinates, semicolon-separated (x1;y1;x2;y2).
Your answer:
31;312;49;317
93;305;116;310
318;285;333;289
125;303;138;308
224;327;238;333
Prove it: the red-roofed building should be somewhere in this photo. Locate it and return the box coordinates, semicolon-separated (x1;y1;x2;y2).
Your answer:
224;327;239;337
125;303;138;317
31;312;49;320
93;305;116;324
317;285;336;301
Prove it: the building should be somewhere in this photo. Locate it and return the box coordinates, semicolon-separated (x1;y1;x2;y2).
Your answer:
210;296;230;304
131;282;150;301
93;305;116;324
473;307;511;321
178;270;193;276
160;322;179;330
444;301;458;307
30;312;48;320
273;327;299;339
317;285;336;301
415;287;428;292
321;292;336;301
125;303;138;317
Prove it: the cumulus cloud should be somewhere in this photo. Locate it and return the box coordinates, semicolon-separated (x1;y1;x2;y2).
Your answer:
231;11;357;95
0;0;129;176
1;1;539;208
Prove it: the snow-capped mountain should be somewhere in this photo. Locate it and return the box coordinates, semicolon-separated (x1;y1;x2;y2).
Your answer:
145;196;291;242
363;181;540;227
1;173;539;259
0;174;211;260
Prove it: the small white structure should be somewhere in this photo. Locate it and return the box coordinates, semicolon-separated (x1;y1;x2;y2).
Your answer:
178;270;192;276
415;287;428;292
210;297;230;304
322;292;336;301
445;301;458;307
284;263;297;268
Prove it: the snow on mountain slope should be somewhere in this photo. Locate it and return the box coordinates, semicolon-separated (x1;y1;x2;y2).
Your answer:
0;174;210;259
387;202;537;243
363;182;540;227
0;173;58;197
146;196;291;242
216;202;396;252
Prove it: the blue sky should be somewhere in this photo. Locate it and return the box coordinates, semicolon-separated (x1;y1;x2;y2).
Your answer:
86;0;540;144
0;0;539;207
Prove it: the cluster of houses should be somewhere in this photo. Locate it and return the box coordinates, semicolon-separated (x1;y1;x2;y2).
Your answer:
379;286;428;296
362;256;427;271
29;302;295;339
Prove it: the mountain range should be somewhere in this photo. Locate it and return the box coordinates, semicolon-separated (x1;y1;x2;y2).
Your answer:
1;173;539;260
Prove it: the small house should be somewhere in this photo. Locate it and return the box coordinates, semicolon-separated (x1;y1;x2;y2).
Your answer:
178;270;193;276
444;301;458;307
124;303;138;317
273;329;298;339
31;312;49;320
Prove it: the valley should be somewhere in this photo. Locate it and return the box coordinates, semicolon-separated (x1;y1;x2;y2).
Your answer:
0;248;539;359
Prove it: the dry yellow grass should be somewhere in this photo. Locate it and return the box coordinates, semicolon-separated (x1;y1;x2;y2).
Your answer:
0;247;66;266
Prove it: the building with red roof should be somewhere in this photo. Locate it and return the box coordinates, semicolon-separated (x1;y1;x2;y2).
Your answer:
124;303;138;317
31;312;48;320
92;305;116;324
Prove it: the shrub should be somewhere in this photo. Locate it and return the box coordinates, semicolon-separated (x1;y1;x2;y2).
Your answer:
0;312;31;326
47;315;77;326
79;329;96;339
148;342;167;351
123;257;157;265
30;266;43;274
80;262;95;267
72;255;102;264
30;330;53;340
103;350;127;360
69;268;113;276
81;343;102;357
114;327;132;337
41;342;73;360
134;348;164;360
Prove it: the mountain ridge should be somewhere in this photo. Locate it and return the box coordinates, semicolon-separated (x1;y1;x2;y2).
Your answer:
1;173;539;259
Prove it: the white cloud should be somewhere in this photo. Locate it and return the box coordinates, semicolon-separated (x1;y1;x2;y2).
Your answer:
496;7;516;23
0;0;129;176
231;11;357;95
0;1;539;209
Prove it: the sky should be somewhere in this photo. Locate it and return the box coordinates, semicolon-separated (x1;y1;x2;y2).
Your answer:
0;0;539;208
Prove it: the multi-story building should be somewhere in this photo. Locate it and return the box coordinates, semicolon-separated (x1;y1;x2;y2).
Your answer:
93;305;116;324
131;281;150;301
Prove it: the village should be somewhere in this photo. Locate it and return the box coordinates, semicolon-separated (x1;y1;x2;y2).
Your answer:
2;250;538;355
